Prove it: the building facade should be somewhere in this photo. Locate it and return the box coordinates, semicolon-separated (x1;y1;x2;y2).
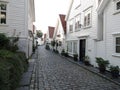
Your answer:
53;14;66;53
0;0;35;58
96;0;120;67
66;0;98;66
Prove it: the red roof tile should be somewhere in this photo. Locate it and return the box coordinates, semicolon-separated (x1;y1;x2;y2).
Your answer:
48;26;55;38
59;14;66;34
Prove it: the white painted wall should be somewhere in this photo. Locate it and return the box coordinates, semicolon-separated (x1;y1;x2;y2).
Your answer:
66;0;98;65
0;0;35;58
96;0;120;67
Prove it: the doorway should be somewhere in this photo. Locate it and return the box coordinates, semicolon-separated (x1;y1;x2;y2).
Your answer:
79;39;86;61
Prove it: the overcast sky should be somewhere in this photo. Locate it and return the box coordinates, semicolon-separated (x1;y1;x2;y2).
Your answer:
34;0;70;33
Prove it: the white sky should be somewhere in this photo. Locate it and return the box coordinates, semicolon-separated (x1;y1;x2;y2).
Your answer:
34;0;70;34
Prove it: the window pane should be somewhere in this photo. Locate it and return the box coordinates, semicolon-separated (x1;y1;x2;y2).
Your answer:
117;1;120;10
73;41;77;54
0;12;6;24
116;46;120;53
116;37;120;44
0;3;6;10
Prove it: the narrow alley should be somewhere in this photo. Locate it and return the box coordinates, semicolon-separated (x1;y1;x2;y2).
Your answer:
35;46;120;90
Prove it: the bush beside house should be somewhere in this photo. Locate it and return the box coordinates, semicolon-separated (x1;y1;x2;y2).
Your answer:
0;33;28;90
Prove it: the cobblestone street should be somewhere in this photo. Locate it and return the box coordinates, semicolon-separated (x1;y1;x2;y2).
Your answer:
36;46;120;90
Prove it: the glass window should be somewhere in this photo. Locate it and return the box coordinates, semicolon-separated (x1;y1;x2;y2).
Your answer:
116;37;120;53
73;41;77;54
0;2;7;24
68;41;72;53
69;20;73;32
75;15;81;30
84;13;91;27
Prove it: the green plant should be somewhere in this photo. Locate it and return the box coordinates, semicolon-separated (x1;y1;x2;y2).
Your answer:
109;65;119;78
73;54;78;61
0;33;10;49
61;49;65;56
0;50;28;90
96;57;109;73
84;56;90;66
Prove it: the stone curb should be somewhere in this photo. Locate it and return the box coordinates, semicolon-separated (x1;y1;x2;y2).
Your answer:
59;55;120;86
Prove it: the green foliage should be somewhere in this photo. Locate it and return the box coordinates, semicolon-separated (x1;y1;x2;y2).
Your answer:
96;57;109;67
0;50;28;90
109;65;119;78
36;30;43;38
0;33;10;49
109;65;119;72
0;33;19;52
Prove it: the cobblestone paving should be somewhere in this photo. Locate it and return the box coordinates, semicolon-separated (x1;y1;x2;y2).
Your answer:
37;46;120;90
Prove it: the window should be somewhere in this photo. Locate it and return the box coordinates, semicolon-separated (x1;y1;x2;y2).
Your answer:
73;41;77;54
116;37;120;53
84;8;92;27
75;15;81;31
68;41;72;53
116;1;120;10
69;19;73;32
0;2;7;24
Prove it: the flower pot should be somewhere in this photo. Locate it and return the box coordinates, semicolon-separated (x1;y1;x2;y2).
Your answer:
84;61;90;66
111;71;119;78
99;66;106;73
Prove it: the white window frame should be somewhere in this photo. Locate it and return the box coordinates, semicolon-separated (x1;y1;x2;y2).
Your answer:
73;41;78;54
113;0;120;14
115;36;120;53
67;41;72;53
112;33;120;57
75;14;81;31
0;1;7;25
69;19;73;33
83;7;92;28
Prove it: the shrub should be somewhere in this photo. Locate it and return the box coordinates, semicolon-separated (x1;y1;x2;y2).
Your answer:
0;33;10;49
0;50;28;90
109;65;119;78
96;57;109;73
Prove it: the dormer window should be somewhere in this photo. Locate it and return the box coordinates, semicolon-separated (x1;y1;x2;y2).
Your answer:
0;2;7;24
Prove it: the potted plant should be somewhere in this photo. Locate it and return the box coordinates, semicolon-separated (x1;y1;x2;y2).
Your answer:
84;56;90;66
109;65;119;78
96;57;109;73
73;54;78;61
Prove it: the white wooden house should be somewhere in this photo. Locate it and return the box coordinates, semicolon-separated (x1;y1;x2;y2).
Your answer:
66;0;98;65
53;14;66;53
0;0;35;58
96;0;120;67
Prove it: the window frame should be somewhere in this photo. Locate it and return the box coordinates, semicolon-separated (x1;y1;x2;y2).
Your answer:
75;14;81;31
0;1;7;25
115;37;120;53
69;19;74;33
83;7;92;28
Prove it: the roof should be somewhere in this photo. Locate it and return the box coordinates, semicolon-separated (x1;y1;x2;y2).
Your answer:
59;14;66;34
48;26;55;38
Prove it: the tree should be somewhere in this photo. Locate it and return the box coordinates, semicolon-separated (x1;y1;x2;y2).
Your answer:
36;30;43;38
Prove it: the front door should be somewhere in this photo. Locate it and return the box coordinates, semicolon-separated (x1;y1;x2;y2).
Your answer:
79;39;86;61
